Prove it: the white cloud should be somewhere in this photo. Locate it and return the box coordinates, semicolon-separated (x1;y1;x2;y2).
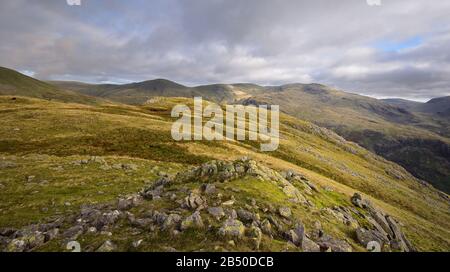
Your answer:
0;0;449;99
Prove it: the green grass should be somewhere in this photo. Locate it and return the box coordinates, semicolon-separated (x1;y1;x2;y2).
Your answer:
0;95;448;251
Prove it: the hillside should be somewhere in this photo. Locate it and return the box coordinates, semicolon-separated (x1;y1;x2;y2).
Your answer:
51;78;450;192
51;80;238;105
0;95;448;252
235;84;450;193
0;67;106;105
384;97;450;117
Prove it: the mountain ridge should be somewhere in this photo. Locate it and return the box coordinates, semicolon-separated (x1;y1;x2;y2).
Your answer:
2;66;449;193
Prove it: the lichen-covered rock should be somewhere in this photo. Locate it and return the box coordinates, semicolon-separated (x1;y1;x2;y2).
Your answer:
356;228;388;249
207;207;225;220
152;211;168;226
183;192;207;210
96;240;116;252
260;219;272;236
218;219;245;239
6;238;27;252
237;209;258;223
385;216;415;252
202;184;217;195
351;193;415;252
282;185;307;203
291;222;305;247
163;214;182;230
317;234;352;252
278;207;292;219
181;211;204;230
6;231;45;252
117;195;142;210
62;225;84;240
302;236;320;252
248;225;262;250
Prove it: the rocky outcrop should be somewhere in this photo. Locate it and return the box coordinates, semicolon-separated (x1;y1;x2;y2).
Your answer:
351;193;416;252
0;158;419;252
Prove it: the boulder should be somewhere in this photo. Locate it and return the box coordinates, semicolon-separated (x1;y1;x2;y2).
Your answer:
248;225;262;250
385;216;415;252
282;185;306;203
96;240;116;252
355;228;388;249
317;234;352;252
202;184;217;195
0;228;17;237
218;219;246;239
260;219;272;235
44;228;60;242
302;236;321;252
62;225;84;240
351;193;363;208
207;207;225;220
291;223;305;247
162;214;182;230
117;195;142;211
237;209;258;223
180;211;204;230
278;207;292;219
6;239;27;252
183;192;207;210
152;211;169;226
6;231;46;252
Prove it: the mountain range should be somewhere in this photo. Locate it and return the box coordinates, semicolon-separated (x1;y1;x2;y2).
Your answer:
48;74;450;194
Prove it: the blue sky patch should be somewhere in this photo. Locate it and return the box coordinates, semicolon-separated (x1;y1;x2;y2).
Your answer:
373;36;423;52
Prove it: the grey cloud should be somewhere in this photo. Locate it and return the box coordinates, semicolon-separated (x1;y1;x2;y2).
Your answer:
0;0;449;100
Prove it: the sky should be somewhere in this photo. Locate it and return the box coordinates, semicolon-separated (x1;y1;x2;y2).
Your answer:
1;0;450;101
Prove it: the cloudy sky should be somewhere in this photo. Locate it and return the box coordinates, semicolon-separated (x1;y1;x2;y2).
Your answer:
1;0;450;101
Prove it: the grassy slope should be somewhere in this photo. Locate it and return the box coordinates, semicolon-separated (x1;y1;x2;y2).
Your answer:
0;96;448;251
237;84;450;193
0;67;106;105
51;78;450;192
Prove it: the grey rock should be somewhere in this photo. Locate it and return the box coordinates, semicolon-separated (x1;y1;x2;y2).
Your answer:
302;236;320;252
356;228;388;249
152;211;168;226
278;207;292;219
181;211;204;230
142;185;164;200
6;238;27;252
385;216;415;252
218;219;246;239
0;228;17;237
260;219;272;235
248;225;263;250
117;198;133;211
130;218;153;229
163;214;182;230
6;231;46;252
290;222;305;247
202;184;217;195
44;228;59;242
207;207;225;220
317;234;352;252
96;240;116;252
237;209;258;223
63;225;84;240
183;192;207;210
